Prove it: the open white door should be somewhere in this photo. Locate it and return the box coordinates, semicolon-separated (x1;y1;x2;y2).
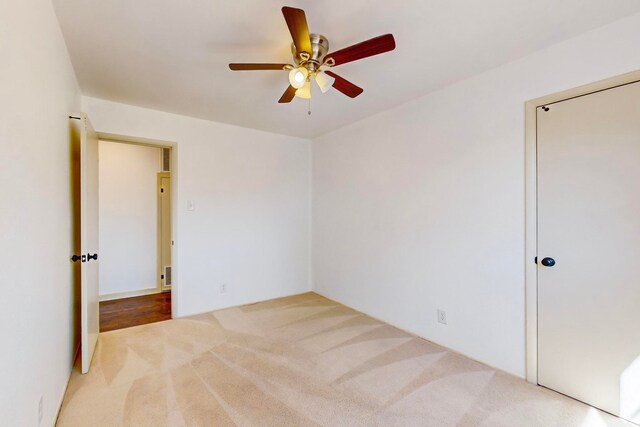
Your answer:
79;113;100;374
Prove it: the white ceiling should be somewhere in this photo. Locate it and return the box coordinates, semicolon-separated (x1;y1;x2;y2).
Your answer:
53;0;640;139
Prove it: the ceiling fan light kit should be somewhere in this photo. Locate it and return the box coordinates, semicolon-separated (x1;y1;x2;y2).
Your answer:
295;80;311;99
288;66;308;89
314;71;335;93
229;6;396;104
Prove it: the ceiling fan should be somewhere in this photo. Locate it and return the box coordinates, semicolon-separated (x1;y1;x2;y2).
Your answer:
229;6;396;103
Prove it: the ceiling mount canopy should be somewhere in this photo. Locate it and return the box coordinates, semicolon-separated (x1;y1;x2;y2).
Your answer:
228;6;396;104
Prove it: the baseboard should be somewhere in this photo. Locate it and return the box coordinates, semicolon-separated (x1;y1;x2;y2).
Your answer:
99;287;161;302
173;290;316;319
54;342;80;426
310;289;520;378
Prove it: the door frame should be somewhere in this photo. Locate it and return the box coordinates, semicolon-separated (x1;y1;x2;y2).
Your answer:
524;69;640;384
97;132;179;317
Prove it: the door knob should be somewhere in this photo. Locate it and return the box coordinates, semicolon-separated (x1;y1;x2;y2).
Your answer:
87;253;98;261
541;257;555;267
71;255;82;262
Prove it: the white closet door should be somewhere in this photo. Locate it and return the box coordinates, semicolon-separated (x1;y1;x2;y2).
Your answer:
537;80;640;423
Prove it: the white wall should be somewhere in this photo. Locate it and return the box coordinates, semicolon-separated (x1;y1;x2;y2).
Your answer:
312;13;640;378
99;141;161;297
0;0;81;425
83;96;312;317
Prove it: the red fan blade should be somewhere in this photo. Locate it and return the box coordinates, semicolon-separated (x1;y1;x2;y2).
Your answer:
282;7;312;55
325;34;396;66
324;71;363;98
278;85;297;103
229;63;289;71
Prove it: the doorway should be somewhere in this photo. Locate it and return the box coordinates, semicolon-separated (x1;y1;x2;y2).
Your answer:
525;72;640;424
97;139;173;332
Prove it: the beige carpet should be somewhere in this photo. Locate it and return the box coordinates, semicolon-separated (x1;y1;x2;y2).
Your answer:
57;292;632;426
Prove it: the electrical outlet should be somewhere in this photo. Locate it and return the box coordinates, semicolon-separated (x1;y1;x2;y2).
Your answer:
437;309;447;325
220;283;227;294
38;396;43;424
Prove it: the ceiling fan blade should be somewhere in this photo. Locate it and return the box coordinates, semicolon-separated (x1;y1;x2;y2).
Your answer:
229;63;289;71
325;34;396;66
282;7;312;55
324;71;363;98
278;85;297;103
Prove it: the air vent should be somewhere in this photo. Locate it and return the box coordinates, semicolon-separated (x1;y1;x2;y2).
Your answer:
164;266;172;286
162;148;171;172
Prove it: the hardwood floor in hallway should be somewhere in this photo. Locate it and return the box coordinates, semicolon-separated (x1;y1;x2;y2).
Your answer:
99;291;171;332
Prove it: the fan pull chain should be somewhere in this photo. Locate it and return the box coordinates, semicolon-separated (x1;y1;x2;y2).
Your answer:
308;97;311;116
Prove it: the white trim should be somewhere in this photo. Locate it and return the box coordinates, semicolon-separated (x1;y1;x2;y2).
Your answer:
524;69;640;384
312;290;509;374
97;132;175;148
54;343;81;425
308;140;313;292
99;287;162;302
172;291;315;319
524;99;538;384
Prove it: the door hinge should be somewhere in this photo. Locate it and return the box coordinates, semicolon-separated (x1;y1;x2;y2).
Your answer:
161;188;164;193
161;274;164;280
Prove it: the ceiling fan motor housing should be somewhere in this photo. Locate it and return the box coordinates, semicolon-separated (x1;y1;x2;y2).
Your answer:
292;34;329;70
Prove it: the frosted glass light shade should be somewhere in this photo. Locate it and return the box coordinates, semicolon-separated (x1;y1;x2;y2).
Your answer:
314;71;335;93
288;67;308;89
295;81;311;99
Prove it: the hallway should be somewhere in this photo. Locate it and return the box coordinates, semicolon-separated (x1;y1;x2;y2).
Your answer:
100;292;171;332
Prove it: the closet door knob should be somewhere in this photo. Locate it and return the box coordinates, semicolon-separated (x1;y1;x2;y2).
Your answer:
541;257;555;267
